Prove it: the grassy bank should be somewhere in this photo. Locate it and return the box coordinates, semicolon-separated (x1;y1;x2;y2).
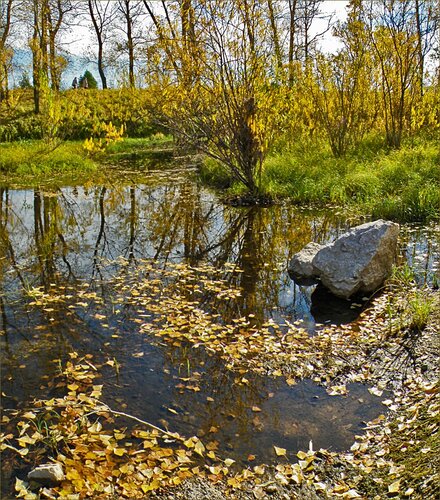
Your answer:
0;140;97;176
0;136;186;191
201;136;440;222
1;133;439;223
0;88;157;142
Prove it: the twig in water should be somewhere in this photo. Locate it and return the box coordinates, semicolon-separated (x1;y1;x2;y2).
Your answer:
92;400;185;442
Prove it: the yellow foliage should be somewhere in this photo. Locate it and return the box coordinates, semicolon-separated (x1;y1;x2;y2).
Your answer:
83;121;125;155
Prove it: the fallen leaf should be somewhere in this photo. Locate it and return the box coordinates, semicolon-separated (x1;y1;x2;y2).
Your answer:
388;480;401;493
274;446;287;457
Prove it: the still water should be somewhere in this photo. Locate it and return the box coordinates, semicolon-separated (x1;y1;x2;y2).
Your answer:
1;171;438;469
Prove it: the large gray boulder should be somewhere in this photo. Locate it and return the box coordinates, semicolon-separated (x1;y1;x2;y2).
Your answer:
288;242;323;285
312;220;399;298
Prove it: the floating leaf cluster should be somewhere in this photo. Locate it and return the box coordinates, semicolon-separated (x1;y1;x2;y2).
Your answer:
1;354;232;498
22;258;438;395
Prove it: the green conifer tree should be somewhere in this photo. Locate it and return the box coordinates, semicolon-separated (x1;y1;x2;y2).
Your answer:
79;70;98;89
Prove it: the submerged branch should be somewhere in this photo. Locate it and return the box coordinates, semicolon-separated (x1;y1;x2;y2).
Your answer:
92;400;185;442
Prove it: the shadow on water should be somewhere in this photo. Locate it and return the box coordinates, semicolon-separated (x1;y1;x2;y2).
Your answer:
310;284;365;326
0;174;438;489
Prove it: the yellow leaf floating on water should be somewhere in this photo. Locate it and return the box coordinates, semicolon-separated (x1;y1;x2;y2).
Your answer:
194;439;205;457
22;412;37;420
208;465;222;475
253;465;265;475
328;385;347;396
184;438;194;449
345;489;362;498
227;477;241;488
368;386;383;397
88;421;102;433
112;447;127;456
274;446;287;457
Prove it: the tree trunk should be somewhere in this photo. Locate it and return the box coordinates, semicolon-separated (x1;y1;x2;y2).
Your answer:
267;0;282;71
88;0;108;89
414;0;424;96
97;41;107;89
32;22;40;114
0;0;13;102
288;0;298;85
127;18;135;88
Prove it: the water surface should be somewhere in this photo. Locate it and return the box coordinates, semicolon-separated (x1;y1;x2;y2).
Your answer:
1;172;438;471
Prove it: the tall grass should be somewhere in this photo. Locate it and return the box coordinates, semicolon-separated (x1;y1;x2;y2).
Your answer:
199;135;439;221
260;137;440;221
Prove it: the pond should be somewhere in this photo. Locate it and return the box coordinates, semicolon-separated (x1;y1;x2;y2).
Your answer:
1;166;438;486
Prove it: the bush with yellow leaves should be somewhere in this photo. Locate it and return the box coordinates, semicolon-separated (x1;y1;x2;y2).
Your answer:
83;121;125;156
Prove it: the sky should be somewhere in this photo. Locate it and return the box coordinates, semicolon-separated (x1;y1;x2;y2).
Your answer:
64;0;349;56
12;1;350;89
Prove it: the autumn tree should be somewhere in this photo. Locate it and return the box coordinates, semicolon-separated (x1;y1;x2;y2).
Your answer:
87;0;117;89
309;0;376;156
0;0;14;102
367;0;438;147
112;0;145;88
141;0;200;85
46;0;75;92
150;0;286;197
25;0;74;112
295;0;332;65
29;0;48;113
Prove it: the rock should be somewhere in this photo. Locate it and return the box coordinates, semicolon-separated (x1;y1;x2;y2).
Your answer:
312;220;399;299
264;483;278;493
288;242;323;285
27;463;65;484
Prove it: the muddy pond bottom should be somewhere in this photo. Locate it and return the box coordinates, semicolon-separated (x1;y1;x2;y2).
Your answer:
102;339;385;465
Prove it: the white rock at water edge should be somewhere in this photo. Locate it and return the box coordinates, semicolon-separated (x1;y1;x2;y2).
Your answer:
27;463;65;484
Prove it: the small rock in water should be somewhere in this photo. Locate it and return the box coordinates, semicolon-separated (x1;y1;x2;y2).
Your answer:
28;463;65;484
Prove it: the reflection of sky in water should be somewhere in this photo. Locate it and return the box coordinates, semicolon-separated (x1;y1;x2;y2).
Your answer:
1;181;437;472
2;184;354;320
402;224;440;287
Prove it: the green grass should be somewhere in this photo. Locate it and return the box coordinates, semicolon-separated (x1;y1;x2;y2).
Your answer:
262;137;439;221
0;140;97;175
199;135;439;221
199;157;232;189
